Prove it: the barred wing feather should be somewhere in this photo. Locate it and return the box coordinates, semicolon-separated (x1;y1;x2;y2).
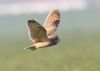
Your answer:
43;9;60;38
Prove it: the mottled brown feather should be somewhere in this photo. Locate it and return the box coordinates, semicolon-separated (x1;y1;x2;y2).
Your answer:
43;9;60;38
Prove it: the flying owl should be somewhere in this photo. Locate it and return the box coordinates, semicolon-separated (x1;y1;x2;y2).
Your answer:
24;9;60;50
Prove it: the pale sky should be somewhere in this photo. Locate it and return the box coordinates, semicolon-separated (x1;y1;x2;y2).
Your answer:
0;0;88;15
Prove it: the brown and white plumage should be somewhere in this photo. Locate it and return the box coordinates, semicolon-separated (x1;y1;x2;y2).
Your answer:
25;9;60;50
43;9;60;38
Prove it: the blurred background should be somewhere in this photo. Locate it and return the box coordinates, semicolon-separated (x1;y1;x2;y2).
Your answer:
0;0;100;71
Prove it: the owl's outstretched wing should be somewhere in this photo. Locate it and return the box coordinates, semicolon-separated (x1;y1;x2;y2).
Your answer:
43;9;60;38
27;20;49;43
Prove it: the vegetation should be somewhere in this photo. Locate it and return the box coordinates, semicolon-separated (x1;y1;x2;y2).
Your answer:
0;32;100;71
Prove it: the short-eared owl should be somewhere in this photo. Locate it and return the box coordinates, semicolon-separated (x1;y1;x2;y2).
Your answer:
25;9;60;50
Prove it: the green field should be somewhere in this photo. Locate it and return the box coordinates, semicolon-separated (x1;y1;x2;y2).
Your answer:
0;32;100;71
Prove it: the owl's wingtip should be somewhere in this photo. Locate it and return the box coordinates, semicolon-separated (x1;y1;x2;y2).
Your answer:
50;9;60;16
28;19;37;23
28;20;33;22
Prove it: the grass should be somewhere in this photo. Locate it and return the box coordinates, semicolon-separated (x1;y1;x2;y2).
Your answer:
0;32;100;71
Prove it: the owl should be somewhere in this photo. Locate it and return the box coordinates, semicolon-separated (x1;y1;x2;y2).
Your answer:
24;9;60;50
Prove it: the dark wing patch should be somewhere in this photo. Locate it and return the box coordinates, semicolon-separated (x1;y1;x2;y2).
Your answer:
27;20;49;43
